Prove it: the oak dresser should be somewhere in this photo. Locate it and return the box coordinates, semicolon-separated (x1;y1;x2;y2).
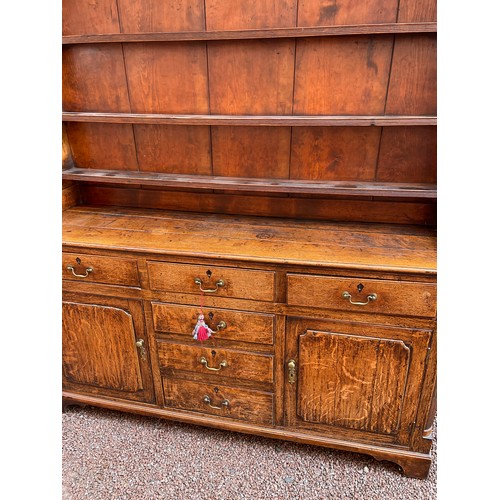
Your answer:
62;0;437;478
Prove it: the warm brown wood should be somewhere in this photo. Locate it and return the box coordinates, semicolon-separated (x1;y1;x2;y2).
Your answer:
297;332;409;433
157;341;274;385
385;34;437;115
65;123;138;170
62;182;80;210
62;44;131;112
117;0;206;33
377;126;437;183
208;39;295;115
63;252;140;287
62;0;121;36
62;294;155;403
81;186;437;225
298;0;398;26
212;127;291;178
285;318;432;447
163;378;274;425
290;127;381;181
293;36;393;115
61;0;437;479
152;302;275;345
63;206;436;274
398;0;437;22
287;274;437;317
63;168;437;199
133;125;212;174
62;22;438;44
206;0;297;30
123;42;209;114
62;112;437;126
62;124;74;170
147;261;276;301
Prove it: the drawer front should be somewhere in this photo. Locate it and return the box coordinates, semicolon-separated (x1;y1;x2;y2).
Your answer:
152;303;275;345
163;378;274;426
287;274;436;318
63;252;140;287
157;342;274;385
147;262;275;302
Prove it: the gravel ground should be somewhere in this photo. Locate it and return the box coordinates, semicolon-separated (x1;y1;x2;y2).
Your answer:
62;406;437;499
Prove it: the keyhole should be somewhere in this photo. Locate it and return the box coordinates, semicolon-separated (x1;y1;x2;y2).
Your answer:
211;350;216;357
357;283;364;293
76;257;81;265
208;312;214;320
206;270;212;278
214;387;219;393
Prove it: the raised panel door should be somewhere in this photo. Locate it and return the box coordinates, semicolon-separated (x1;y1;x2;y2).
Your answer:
285;318;432;446
62;294;155;403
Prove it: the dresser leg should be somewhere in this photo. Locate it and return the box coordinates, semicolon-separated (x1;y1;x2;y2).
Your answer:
372;454;432;479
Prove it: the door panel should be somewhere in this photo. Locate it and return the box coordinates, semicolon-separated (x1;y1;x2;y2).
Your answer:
286;318;432;446
62;295;155;403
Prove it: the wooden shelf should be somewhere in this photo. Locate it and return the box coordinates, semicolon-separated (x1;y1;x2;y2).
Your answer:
63;168;437;199
62;22;436;45
62;112;436;127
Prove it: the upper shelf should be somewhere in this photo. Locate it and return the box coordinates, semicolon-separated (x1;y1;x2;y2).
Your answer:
62;22;436;45
62;168;437;200
62;113;437;127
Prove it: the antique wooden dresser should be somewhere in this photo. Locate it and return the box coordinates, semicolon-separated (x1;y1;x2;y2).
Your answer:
62;0;437;478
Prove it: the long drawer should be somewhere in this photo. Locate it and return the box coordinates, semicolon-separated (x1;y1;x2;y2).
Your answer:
147;262;275;302
287;274;436;318
156;341;274;385
63;252;140;287
151;302;275;346
163;378;274;426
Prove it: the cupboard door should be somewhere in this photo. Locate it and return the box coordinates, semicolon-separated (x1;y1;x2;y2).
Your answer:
62;294;155;404
285;318;432;446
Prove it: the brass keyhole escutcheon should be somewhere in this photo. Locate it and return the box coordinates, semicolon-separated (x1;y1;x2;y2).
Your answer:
287;359;297;384
135;339;147;360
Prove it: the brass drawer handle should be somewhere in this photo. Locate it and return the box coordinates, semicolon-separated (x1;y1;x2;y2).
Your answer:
200;357;228;371
202;395;230;410
194;278;225;293
66;265;93;278
342;291;377;306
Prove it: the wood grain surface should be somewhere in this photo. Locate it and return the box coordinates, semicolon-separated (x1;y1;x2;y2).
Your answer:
163;378;274;425
123;42;209;114
117;0;206;32
63;206;436;273
62;44;130;113
152;302;275;345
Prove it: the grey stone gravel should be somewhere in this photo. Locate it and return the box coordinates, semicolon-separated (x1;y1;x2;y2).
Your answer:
62;406;437;499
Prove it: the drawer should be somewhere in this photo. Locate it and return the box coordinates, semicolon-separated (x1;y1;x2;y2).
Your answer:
163;378;273;425
157;341;274;385
287;274;436;318
152;303;275;345
147;262;275;302
63;252;140;287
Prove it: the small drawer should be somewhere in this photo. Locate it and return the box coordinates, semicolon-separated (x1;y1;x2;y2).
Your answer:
152;303;275;345
63;252;140;287
157;341;274;385
163;378;274;426
287;274;436;318
147;262;275;302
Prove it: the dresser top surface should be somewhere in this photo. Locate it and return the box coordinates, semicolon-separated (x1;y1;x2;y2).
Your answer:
62;206;436;275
